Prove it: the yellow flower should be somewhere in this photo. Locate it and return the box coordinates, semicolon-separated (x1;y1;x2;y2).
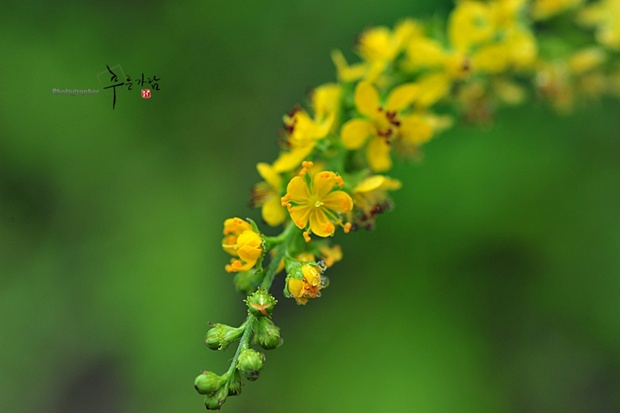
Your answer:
273;104;335;173
340;80;423;171
446;1;537;74
350;175;402;230
358;19;420;64
332;19;420;84
286;263;324;305
222;218;263;273
448;1;496;53
281;162;353;242
578;0;620;49
251;163;286;227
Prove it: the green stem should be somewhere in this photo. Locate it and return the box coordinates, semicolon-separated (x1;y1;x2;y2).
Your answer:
261;223;298;290
262;221;298;246
225;315;257;377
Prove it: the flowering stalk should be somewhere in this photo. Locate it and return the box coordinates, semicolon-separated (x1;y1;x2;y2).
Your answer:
195;0;620;409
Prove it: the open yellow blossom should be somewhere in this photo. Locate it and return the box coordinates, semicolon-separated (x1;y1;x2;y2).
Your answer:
281;162;353;241
358;19;420;64
251;163;286;226
453;1;536;73
341;80;427;171
332;19;420;84
273;107;335;173
403;1;532;98
287;263;324;305
222;218;263;273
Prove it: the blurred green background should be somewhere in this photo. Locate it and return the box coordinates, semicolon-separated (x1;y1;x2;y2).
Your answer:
2;1;620;412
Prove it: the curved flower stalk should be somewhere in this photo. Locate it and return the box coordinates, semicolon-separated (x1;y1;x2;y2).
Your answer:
195;1;620;409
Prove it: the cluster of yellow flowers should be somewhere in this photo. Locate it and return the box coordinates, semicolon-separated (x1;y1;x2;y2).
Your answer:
197;1;620;409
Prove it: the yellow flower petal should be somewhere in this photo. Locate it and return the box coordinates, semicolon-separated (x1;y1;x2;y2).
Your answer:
354;175;401;193
366;137;392;172
221;235;238;256
448;1;495;52
256;163;282;189
400;115;434;145
308;208;336;237
287;277;304;299
313;111;335;138
262;196;286;226
416;73;451;107
273;146;313;173
354;81;381;117
405;37;447;70
321;190;353;213
358;26;392;62
288;205;311;230
312;83;342;122
392;18;422;51
301;264;321;286
286;176;311;202
331;49;368;82
236;230;262;263
472;44;509;74
312;171;340;199
507;28;537;68
341;118;375;149
385;82;420;111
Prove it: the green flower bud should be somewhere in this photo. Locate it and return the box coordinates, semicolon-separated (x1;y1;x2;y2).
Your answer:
245;289;277;317
233;270;263;294
204;385;228;410
194;371;225;395
205;323;244;351
227;370;244;397
237;348;265;381
254;317;282;350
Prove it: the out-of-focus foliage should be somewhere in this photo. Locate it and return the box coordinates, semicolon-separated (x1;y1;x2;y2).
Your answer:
1;1;619;412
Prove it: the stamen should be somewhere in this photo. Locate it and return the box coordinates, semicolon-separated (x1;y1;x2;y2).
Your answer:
335;176;345;187
300;161;314;176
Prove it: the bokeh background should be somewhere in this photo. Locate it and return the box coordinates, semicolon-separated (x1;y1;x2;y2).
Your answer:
2;1;620;412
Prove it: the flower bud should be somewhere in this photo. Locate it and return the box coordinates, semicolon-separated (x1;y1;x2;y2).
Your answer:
194;371;225;395
237;348;265;381
283;260;326;304
245;289;277;317
254;317;282;350
227;370;244;396
233;270;263;294
204;385;228;410
205;323;244;351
